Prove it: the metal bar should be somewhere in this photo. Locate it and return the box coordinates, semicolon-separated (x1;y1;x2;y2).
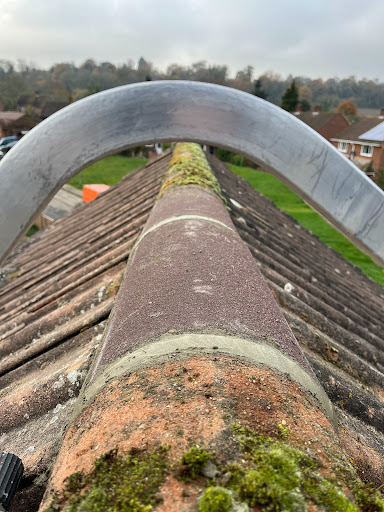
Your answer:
0;81;383;266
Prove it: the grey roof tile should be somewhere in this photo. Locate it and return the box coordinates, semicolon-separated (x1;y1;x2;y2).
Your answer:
1;150;383;509
332;117;384;142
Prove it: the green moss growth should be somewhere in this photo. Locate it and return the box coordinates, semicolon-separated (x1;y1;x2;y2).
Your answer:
239;455;307;510
332;454;384;512
159;143;225;202
304;474;360;512
64;472;84;494
176;426;368;511
231;424;360;511
276;423;290;440
45;425;384;512
180;446;211;480
199;486;232;512
229;424;384;512
44;446;170;512
353;482;384;512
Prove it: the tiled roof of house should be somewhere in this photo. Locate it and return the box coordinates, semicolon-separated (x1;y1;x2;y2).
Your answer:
0;149;383;510
42;185;83;222
213;155;384;482
332;117;384;143
0;155;167;510
295;112;343;131
0;112;27;127
40;102;69;119
0;112;37;134
359;121;384;142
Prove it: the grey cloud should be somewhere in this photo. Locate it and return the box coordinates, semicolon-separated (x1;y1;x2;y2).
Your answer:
0;0;383;80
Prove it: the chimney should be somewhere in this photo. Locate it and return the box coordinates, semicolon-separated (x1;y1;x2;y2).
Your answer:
379;107;384;118
294;103;302;115
313;105;321;115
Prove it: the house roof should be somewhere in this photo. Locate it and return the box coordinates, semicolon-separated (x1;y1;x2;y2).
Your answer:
40;101;69;119
213;155;384;482
16;95;33;107
41;184;83;222
0;112;27;128
0;155;167;510
359;121;384;142
295;111;344;132
0;150;383;510
332;117;384;143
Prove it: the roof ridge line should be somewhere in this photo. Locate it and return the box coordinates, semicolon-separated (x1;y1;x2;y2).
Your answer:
83;143;325;398
37;144;381;511
131;214;237;254
73;332;335;426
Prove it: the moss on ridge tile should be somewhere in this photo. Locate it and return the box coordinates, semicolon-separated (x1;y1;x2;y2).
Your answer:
44;446;170;512
159;143;225;202
179;424;384;512
43;422;384;512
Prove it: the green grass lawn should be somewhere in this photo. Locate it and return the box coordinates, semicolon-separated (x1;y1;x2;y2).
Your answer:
228;164;384;287
68;156;148;189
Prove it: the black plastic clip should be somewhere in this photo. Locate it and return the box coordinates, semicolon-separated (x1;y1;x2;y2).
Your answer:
0;453;24;512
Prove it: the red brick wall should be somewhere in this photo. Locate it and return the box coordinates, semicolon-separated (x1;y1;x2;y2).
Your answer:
376;145;384;170
331;140;351;155
354;144;382;172
371;146;380;171
332;141;384;173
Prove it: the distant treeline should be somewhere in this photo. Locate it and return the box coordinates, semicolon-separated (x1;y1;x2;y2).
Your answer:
1;57;384;112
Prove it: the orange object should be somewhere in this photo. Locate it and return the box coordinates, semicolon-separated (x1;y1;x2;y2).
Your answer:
82;184;110;203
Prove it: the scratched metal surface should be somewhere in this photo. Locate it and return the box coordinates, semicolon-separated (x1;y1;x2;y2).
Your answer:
0;81;383;266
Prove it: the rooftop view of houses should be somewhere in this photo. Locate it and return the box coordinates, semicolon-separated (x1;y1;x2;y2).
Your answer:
1;0;384;509
2;94;384;187
0;81;383;512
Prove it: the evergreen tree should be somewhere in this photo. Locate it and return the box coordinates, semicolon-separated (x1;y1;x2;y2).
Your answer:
281;80;299;112
252;79;267;100
300;99;311;111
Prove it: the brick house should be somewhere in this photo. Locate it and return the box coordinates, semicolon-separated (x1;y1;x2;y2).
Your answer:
294;106;349;142
331;111;384;176
0;112;37;138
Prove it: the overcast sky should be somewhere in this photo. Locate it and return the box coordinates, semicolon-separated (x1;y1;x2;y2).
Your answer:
1;0;384;81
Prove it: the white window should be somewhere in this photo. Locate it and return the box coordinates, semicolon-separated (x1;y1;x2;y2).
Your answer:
360;145;373;157
338;142;348;153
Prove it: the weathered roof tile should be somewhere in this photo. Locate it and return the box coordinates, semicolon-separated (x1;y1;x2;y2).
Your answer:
1;148;383;510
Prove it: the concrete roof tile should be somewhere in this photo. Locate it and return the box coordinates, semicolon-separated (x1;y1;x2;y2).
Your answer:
332;117;384;142
0;148;383;510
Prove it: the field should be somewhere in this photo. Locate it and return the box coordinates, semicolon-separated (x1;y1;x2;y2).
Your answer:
68;156;148;189
63;155;382;286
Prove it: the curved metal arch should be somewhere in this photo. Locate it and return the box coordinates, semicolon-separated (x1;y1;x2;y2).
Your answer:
0;81;383;266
